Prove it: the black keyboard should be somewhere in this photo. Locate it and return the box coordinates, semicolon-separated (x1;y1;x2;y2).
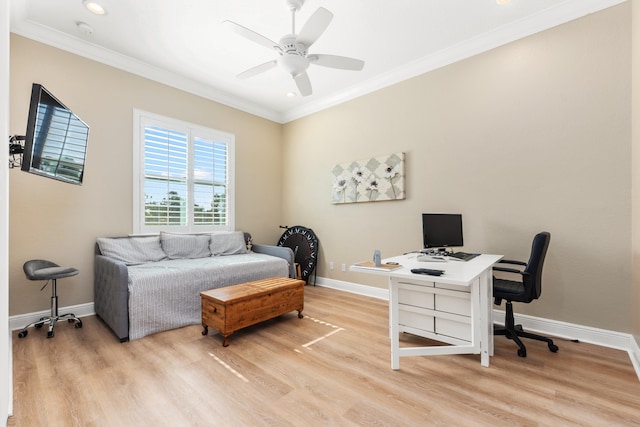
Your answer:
449;252;479;261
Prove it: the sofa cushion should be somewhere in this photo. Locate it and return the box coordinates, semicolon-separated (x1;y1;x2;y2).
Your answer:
210;231;248;256
97;236;167;265
160;232;211;259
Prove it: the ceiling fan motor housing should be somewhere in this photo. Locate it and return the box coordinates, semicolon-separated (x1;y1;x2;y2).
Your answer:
277;35;309;77
279;35;307;56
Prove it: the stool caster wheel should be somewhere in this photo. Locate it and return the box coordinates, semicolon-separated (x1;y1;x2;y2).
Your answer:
549;343;559;353
75;321;83;329
47;330;54;339
18;330;28;338
34;322;44;329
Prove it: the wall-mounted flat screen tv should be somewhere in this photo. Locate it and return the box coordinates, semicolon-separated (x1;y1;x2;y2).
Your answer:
21;83;89;185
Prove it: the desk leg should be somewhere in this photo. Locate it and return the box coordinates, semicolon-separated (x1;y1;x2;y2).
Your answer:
389;278;400;370
479;269;493;367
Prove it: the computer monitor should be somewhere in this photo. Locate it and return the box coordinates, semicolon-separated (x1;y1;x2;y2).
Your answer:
422;213;463;250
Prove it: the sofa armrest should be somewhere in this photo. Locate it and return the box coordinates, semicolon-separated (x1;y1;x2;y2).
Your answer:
252;244;296;279
94;254;130;342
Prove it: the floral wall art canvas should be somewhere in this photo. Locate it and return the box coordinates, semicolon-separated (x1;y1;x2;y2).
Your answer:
332;152;405;204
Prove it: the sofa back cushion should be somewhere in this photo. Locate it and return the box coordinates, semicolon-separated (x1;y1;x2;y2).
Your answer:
97;236;167;265
210;231;248;256
160;232;211;259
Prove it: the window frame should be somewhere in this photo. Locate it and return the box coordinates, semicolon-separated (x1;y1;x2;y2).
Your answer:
133;109;235;234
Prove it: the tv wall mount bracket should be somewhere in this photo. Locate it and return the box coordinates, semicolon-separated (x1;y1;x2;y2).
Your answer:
8;135;25;169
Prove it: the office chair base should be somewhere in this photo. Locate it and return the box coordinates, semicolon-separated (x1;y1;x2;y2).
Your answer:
18;313;83;339
494;301;559;357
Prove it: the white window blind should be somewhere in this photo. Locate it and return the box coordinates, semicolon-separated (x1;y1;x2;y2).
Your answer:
133;110;235;234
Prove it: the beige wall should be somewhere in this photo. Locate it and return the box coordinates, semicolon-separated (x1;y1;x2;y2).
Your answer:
8;35;284;315
283;4;632;331
632;1;640;343
8;3;636;335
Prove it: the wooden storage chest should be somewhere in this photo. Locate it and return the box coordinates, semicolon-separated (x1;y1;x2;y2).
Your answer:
200;277;305;346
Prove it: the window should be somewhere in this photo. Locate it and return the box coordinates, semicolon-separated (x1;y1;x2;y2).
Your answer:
133;110;234;234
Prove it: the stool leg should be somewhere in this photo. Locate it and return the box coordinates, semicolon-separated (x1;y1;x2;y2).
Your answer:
51;279;58;318
18;277;82;339
46;278;58;338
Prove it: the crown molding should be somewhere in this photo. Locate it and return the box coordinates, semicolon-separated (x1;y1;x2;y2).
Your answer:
10;0;627;124
9;20;283;123
281;0;627;123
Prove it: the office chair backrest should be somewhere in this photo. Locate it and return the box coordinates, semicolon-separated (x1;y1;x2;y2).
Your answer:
522;232;551;301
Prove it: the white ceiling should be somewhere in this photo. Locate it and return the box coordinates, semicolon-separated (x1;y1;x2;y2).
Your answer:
10;0;624;123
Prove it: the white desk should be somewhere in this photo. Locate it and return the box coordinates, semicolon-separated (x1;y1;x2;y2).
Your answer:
351;253;502;369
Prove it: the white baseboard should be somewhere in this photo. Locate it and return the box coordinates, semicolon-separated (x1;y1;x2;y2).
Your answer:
491;310;633;351
314;277;389;300
9;282;640;382
631;335;640;379
9;302;95;331
315;276;640;381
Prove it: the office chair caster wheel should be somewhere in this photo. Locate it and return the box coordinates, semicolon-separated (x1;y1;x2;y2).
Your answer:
517;348;527;357
34;322;44;329
67;318;75;323
18;330;28;338
47;330;54;339
75;321;83;329
548;343;559;352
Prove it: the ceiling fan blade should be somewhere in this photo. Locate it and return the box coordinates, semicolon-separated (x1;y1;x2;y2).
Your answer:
296;7;333;48
294;72;312;96
237;60;278;79
308;54;364;71
222;20;279;51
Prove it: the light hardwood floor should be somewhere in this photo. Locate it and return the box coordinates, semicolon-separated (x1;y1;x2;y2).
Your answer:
8;286;640;426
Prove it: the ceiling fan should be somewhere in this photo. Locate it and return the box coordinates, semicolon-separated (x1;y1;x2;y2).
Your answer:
223;0;365;96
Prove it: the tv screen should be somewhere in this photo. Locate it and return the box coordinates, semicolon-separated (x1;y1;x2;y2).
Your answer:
422;213;464;249
21;83;89;185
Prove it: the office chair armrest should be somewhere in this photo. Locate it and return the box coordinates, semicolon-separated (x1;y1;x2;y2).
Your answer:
493;266;522;274
498;259;527;266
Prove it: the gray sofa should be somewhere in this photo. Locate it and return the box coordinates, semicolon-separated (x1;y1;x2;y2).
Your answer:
94;231;295;342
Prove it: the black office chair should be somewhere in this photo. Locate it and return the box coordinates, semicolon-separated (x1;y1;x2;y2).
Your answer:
493;232;558;357
18;260;83;339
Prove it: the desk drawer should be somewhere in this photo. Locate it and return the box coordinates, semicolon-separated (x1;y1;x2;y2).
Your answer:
435;317;471;342
435;293;471;317
399;306;434;333
398;283;435;309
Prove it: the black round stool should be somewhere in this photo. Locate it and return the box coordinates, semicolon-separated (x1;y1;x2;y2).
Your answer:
18;260;83;339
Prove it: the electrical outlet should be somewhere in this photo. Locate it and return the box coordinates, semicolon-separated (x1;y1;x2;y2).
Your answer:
341;263;346;272
329;261;334;270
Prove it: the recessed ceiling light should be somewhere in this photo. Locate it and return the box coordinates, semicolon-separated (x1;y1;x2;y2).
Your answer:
83;0;106;15
496;0;511;4
286;92;297;98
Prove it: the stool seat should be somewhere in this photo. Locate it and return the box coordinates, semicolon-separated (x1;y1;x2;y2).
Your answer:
23;260;79;280
18;259;82;339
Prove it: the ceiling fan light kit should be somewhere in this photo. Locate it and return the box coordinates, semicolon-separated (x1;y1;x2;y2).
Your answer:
224;0;365;97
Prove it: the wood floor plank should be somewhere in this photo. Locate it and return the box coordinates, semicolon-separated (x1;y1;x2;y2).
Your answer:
8;286;640;426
